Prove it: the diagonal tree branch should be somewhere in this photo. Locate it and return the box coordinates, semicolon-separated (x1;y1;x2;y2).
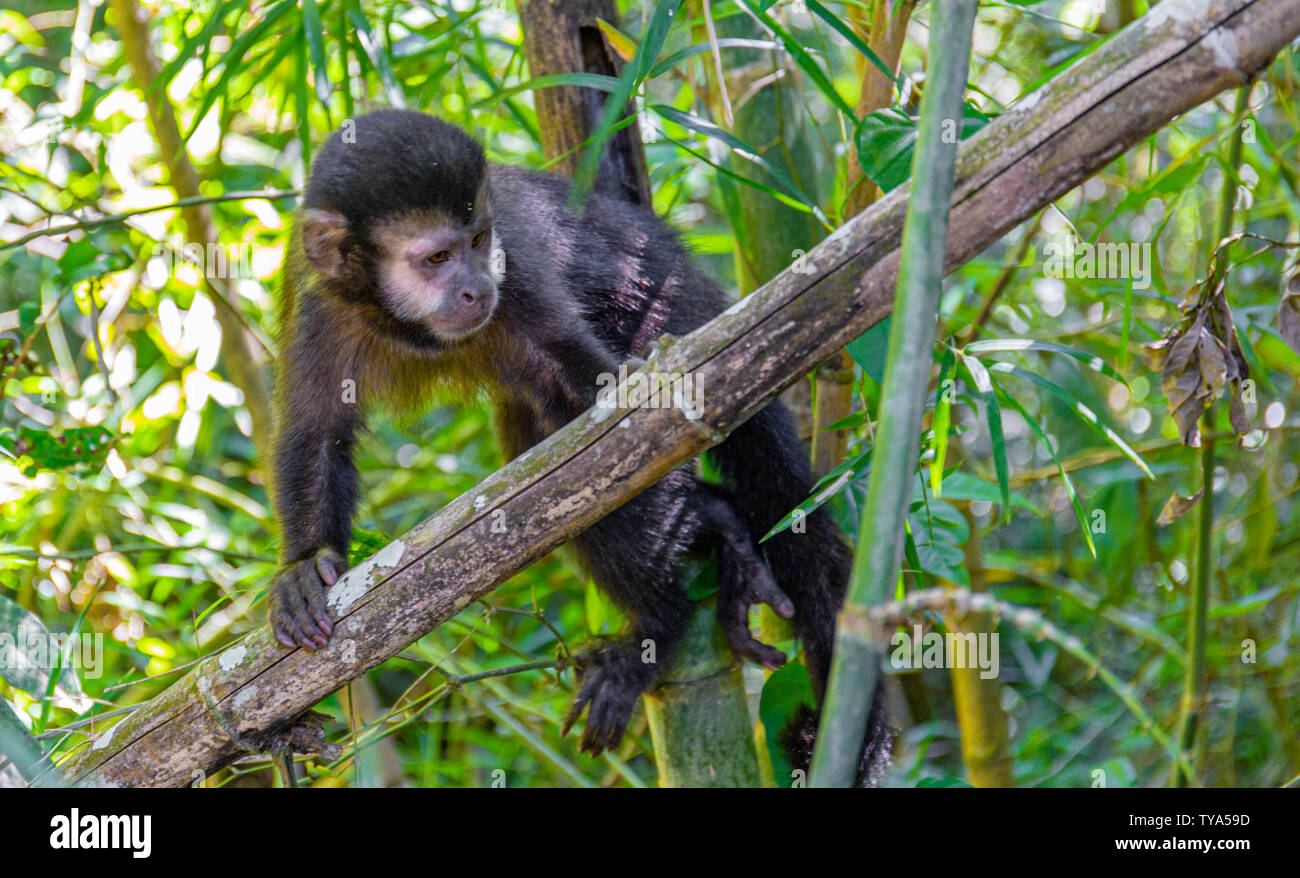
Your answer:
57;0;1298;788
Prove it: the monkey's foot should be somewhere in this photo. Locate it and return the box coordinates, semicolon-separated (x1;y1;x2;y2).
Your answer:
717;556;794;671
269;548;347;650
560;645;655;756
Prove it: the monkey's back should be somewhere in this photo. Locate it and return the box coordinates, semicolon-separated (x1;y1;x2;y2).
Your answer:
487;165;730;359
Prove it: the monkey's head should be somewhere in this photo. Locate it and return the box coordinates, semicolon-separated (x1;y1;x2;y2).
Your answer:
300;109;499;342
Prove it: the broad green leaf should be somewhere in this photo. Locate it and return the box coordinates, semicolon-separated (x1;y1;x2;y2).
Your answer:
759;663;816;787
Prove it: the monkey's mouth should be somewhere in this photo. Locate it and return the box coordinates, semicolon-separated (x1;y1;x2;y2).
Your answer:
429;302;496;341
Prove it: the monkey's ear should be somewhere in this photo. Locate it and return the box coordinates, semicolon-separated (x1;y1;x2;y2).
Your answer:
300;208;349;277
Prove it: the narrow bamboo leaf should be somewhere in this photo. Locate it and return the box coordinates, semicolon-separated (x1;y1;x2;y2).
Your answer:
658;134;817;217
736;0;855;118
301;0;331;102
348;5;406;108
595;17;637;62
762;446;873;541
478;72;620;106
183;0;297;142
647;38;778;79
294;36;312;168
1120;272;1134;373
902;520;925;591
148;0;239;102
573;0;683;197
654;105;826;222
989;362;1154;478
995;387;1097;557
959;354;1010;522
929;348;954;497
805;0;900;89
965;338;1130;386
1208;585;1282;619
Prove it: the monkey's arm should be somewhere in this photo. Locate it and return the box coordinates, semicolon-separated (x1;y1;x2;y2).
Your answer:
268;302;362;649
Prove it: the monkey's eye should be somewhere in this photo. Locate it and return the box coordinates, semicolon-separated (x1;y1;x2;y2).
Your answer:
427;250;452;265
471;230;487;248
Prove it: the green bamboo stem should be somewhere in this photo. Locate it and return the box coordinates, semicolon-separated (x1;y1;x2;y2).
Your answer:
1168;84;1250;787
642;600;762;787
809;0;979;788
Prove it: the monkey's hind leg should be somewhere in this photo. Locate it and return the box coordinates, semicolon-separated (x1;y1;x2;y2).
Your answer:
561;478;703;755
694;490;795;670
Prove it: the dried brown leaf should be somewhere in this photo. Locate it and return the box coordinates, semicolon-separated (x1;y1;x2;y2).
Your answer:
1157;488;1204;527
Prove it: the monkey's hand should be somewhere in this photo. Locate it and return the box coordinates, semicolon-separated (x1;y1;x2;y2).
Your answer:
560;644;655;756
269;548;347;650
717;558;794;671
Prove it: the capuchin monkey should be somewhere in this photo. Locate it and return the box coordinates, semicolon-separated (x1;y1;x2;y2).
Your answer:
270;109;891;784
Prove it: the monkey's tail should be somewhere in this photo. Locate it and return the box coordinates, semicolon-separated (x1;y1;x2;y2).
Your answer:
711;400;894;786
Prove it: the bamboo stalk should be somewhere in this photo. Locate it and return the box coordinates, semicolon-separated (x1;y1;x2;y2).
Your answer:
1169;84;1250;787
810;0;979;788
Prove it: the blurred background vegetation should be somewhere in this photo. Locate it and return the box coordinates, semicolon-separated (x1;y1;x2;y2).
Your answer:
0;0;1297;787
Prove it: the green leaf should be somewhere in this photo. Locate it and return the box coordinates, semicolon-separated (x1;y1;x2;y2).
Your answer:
647;39;778;79
573;0;683;197
584;579;607;635
989;362;1153;478
301;0;331;102
55;237;132;286
856;103;987;193
348;4;406;108
0;426;113;476
805;0;901;89
929;348;954;496
737;0;854;117
995;386;1097;558
917;776;974;788
934;471;1041;514
0;591;87;711
652;105;827;223
762;446;872;541
1208;586;1282;619
854;107;915;193
958;354;1010;523
184;0;298;143
965;338;1130;386
847;316;891;383
759;663;816;787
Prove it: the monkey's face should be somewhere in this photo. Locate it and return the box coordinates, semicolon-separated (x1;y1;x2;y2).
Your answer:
300;207;500;342
369;212;500;340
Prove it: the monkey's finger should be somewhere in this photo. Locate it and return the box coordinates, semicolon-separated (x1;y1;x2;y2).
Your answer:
743;568;795;619
272;619;298;650
720;601;788;669
604;704;632;751
315;549;346;586
289;573;331;648
727;632;788;670
301;574;334;638
587;696;615;755
561;682;595;738
282;582;325;650
278;608;314;651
